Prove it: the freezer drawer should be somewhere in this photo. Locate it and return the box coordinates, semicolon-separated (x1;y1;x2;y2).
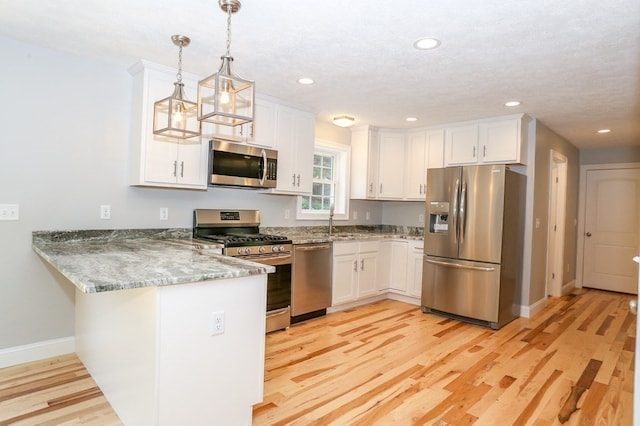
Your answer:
421;256;505;327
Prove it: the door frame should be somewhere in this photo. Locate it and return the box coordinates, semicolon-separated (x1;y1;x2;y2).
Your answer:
546;150;568;296
576;162;640;287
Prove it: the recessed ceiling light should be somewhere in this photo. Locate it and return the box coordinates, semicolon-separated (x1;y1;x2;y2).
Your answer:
413;38;441;50
297;77;314;85
597;129;611;134
504;101;521;107
406;117;418;122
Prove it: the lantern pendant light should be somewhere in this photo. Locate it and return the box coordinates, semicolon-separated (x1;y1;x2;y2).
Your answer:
198;0;255;127
153;35;201;139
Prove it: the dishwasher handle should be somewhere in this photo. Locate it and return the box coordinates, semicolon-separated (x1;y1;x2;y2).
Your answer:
295;244;332;251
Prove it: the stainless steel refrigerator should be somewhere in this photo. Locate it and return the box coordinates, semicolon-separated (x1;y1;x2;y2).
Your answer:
421;164;526;329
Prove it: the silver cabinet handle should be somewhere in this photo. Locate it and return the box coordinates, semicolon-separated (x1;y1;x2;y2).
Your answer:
250;123;255;138
483;145;487;158
380;184;383;194
292;174;296;186
419;184;423;194
630;300;638;315
296;174;300;187
472;146;476;158
360;259;364;271
369;183;373;193
173;160;177;177
180;161;184;178
425;258;495;272
239;125;244;136
354;260;358;272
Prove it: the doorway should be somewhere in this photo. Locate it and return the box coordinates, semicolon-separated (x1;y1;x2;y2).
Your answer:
578;165;640;294
546;150;568;297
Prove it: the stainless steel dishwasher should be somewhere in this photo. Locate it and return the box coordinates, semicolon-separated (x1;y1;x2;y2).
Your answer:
291;243;333;324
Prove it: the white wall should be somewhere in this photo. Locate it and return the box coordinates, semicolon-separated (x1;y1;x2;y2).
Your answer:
0;36;383;354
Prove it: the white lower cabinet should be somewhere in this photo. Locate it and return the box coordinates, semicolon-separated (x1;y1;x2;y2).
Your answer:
407;241;424;298
378;240;408;292
332;241;380;306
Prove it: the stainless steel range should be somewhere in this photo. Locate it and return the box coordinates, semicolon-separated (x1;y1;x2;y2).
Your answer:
193;209;292;333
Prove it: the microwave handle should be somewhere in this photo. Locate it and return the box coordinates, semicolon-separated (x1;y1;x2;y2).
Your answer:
259;149;267;186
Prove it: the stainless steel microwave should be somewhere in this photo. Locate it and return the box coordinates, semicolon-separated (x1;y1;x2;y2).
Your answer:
209;140;278;189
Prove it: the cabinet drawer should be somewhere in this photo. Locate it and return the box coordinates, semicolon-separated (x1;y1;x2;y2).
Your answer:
359;241;380;253
333;241;359;256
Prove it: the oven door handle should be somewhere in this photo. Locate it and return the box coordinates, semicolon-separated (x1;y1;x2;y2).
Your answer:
242;254;292;266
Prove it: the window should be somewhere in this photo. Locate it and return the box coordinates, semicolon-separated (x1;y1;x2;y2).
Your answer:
297;140;350;220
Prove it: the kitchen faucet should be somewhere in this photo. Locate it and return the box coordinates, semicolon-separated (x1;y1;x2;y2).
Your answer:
329;204;335;236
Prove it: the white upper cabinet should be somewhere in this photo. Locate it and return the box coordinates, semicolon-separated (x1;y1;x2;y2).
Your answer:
272;105;315;194
350;126;380;199
129;61;209;190
444;114;529;166
377;132;406;199
405;129;445;200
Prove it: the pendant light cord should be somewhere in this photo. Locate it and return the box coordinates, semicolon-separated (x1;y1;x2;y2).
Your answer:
225;5;232;57
176;43;183;84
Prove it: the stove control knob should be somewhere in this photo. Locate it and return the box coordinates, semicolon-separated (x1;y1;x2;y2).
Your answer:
258;246;266;253
242;247;250;255
272;246;279;252
276;245;284;252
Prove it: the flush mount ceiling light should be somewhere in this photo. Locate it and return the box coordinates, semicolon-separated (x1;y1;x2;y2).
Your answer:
297;77;315;85
413;37;441;50
153;35;201;139
406;117;418;122
198;0;254;127
597;129;611;134
332;115;355;128
504;101;521;107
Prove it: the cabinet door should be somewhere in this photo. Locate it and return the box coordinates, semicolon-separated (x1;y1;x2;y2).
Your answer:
389;241;408;292
358;250;379;298
479;119;520;163
332;253;358;305
294;111;315;193
175;141;207;186
405;132;427;200
377;133;405;199
245;98;277;148
407;242;424;298
274;107;314;194
445;124;478;166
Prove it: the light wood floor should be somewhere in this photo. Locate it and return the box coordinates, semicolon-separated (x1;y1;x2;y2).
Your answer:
0;289;635;425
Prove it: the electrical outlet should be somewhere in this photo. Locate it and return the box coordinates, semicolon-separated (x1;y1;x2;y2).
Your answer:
284;209;290;219
353;211;358;220
159;207;169;220
100;205;111;220
210;311;225;335
365;211;371;221
418;214;424;224
0;204;19;221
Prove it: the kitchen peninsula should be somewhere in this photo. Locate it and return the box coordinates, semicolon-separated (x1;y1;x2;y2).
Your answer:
32;229;273;426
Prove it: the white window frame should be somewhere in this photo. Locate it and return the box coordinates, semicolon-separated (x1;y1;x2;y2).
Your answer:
296;139;350;221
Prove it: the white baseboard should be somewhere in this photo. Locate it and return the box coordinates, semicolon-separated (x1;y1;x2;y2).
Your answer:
520;297;547;318
562;280;576;296
327;294;387;313
0;336;75;368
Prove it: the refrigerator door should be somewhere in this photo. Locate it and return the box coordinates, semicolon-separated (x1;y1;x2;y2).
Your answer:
421;255;502;326
424;167;462;259
458;165;505;264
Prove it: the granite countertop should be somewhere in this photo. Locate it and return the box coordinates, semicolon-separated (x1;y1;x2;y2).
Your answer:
33;229;275;294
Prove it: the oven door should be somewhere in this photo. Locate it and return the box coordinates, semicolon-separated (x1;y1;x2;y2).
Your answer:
242;253;292;332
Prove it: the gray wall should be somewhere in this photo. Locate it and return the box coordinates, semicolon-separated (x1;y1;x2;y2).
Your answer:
0;36;383;351
527;121;580;305
580;146;640;165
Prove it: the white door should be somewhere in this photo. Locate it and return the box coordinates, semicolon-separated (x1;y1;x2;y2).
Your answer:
546;151;567;297
583;168;640;294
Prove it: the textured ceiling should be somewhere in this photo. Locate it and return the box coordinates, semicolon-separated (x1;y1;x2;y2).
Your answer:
1;0;638;149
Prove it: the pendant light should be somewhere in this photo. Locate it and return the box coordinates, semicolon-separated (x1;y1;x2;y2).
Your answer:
153;35;201;139
198;0;255;127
